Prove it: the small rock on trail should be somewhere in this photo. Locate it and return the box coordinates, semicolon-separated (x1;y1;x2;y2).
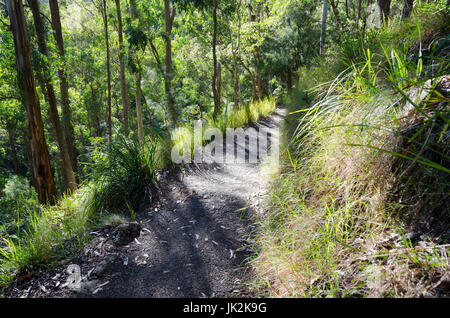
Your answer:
112;222;142;247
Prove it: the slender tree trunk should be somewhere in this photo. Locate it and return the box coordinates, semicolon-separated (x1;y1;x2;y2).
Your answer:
7;0;57;204
345;0;349;19
86;80;102;137
114;0;131;137
48;0;79;180
142;92;152;127
255;63;264;99
401;0;414;19
212;0;221;121
320;0;328;56
102;0;112;146
286;70;293;92
136;72;144;144
232;50;239;108
248;4;264;100
356;0;362;29
163;0;177;126
129;0;147;140
28;0;76;193
234;4;242;108
377;0;392;23
239;57;257;101
79;126;85;153
329;0;344;31
21;128;34;186
7;127;20;174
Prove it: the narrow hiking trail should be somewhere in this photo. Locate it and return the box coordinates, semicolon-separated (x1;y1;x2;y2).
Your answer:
7;108;287;298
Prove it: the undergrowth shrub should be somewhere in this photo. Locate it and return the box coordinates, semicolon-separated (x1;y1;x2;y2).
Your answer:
0;176;38;236
90;136;162;215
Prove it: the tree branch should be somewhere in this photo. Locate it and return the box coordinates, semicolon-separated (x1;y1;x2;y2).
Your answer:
149;39;163;73
0;94;20;101
170;4;176;25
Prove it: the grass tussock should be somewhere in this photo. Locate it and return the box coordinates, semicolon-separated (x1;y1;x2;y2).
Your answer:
171;96;277;159
251;5;449;298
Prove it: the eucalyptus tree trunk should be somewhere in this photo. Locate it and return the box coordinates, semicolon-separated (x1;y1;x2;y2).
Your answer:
329;0;344;31
28;0;77;193
378;0;392;23
136;72;144;144
401;0;414;20
356;0;362;29
233;4;241;108
7;127;20;174
163;0;177;126
225;0;241;109
129;0;145;143
48;0;79;180
102;0;112;146
248;4;264;99
21;128;34;184
212;0;221;121
6;0;57;204
320;0;328;56
115;0;131;138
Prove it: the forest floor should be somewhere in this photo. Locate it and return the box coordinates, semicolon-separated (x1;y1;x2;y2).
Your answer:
5;108;287;298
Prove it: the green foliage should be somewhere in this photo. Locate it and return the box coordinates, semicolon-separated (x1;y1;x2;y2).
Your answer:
89;137;160;214
0;175;38;216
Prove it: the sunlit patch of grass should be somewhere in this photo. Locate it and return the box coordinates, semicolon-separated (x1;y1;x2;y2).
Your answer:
214;96;277;132
0;187;95;286
171;96;277;160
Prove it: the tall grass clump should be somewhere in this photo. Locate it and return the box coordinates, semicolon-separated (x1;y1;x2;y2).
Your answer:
212;96;277;133
171;96;277;159
251;4;449;298
89;136;166;215
0;188;95;286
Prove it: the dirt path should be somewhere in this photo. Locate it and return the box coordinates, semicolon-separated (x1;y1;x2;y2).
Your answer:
6;108;286;298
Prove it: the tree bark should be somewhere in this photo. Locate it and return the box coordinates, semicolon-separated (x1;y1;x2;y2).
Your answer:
320;0;328;56
114;0;131;138
377;0;392;23
48;0;79;180
239;57;257;101
356;0;362;29
7;127;20;174
142;91;152;127
212;0;221;121
6;0;57;204
102;0;112;146
329;0;344;31
163;0;177;126
136;72;144;144
21;128;34;185
129;0;145;142
286;70;293;93
401;0;414;20
234;4;241;108
28;0;76;193
248;4;264;99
